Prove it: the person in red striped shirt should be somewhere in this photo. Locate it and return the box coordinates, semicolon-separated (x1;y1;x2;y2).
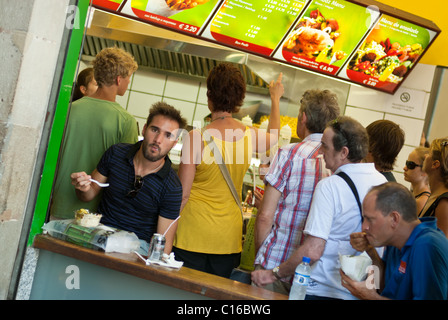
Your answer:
252;89;340;295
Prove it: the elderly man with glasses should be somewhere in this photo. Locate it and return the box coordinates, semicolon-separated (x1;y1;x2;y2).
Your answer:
71;102;187;255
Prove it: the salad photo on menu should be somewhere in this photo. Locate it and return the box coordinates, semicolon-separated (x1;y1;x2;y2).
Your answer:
340;14;437;93
274;0;378;75
349;38;422;82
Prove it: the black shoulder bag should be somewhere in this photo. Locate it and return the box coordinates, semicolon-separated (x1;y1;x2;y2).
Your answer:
337;171;363;222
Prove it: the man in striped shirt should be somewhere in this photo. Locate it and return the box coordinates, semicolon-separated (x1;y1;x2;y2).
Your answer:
252;89;340;295
71;102;187;255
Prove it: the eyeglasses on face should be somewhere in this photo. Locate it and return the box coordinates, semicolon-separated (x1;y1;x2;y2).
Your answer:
126;175;144;198
405;160;422;170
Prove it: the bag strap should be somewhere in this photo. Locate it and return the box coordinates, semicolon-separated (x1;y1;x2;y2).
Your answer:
422;192;448;217
336;171;363;221
201;128;243;215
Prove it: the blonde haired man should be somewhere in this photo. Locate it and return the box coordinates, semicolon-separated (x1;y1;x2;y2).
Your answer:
50;47;139;219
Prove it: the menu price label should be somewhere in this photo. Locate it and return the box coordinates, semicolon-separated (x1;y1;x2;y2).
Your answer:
116;0;222;35
338;14;437;93
201;0;308;56
273;0;379;75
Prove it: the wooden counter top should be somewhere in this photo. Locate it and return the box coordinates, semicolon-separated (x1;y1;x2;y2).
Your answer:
33;234;288;300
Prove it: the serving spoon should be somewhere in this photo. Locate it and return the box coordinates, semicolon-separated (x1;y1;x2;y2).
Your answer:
89;179;109;187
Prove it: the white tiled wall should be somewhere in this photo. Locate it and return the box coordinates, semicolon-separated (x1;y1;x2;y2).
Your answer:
344;63;436;188
112;67;288;132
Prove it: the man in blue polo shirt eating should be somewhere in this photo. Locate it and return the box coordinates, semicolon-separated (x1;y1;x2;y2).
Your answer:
71;101;187;256
341;182;448;300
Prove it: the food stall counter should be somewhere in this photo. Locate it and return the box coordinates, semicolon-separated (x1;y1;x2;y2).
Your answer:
30;234;288;300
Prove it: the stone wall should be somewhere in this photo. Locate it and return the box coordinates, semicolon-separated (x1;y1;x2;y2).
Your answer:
0;0;70;300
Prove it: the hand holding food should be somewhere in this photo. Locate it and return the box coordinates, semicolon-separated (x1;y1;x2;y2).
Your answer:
340;269;381;300
350;232;370;252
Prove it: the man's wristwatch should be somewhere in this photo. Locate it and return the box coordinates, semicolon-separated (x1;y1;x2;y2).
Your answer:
272;266;282;280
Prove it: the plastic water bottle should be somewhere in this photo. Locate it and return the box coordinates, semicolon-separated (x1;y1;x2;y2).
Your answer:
289;257;311;300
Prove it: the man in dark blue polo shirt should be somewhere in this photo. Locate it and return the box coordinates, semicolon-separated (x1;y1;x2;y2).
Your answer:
71;102;187;255
341;182;448;300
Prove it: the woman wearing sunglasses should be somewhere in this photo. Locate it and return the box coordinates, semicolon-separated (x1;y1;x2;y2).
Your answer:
404;147;430;215
420;138;448;236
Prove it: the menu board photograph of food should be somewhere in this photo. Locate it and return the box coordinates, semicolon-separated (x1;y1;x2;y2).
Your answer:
117;0;222;35
92;0;125;11
273;0;379;75
201;0;309;56
339;14;437;93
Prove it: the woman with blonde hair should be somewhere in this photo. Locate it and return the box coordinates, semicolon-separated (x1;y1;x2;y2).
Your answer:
403;147;430;215
421;137;448;236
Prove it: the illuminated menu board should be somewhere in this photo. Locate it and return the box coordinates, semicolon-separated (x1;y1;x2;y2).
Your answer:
201;0;308;56
97;0;223;35
91;0;440;94
338;14;438;93
273;0;380;75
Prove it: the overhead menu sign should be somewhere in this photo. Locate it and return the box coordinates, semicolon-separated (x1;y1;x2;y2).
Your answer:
106;0;223;35
91;0;441;94
201;0;308;56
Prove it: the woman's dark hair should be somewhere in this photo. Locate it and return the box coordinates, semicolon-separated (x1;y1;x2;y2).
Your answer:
206;63;246;113
366;120;405;171
72;68;94;101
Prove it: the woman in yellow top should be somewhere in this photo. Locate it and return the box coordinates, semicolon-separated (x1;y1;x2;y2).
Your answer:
173;63;283;278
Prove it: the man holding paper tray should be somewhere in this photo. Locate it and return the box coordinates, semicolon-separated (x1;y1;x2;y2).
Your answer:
341;182;448;300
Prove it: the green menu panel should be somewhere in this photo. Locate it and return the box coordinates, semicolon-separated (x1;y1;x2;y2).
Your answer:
201;0;308;56
273;0;379;75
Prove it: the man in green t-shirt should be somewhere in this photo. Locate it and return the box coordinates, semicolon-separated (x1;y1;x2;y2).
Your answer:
50;47;139;219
